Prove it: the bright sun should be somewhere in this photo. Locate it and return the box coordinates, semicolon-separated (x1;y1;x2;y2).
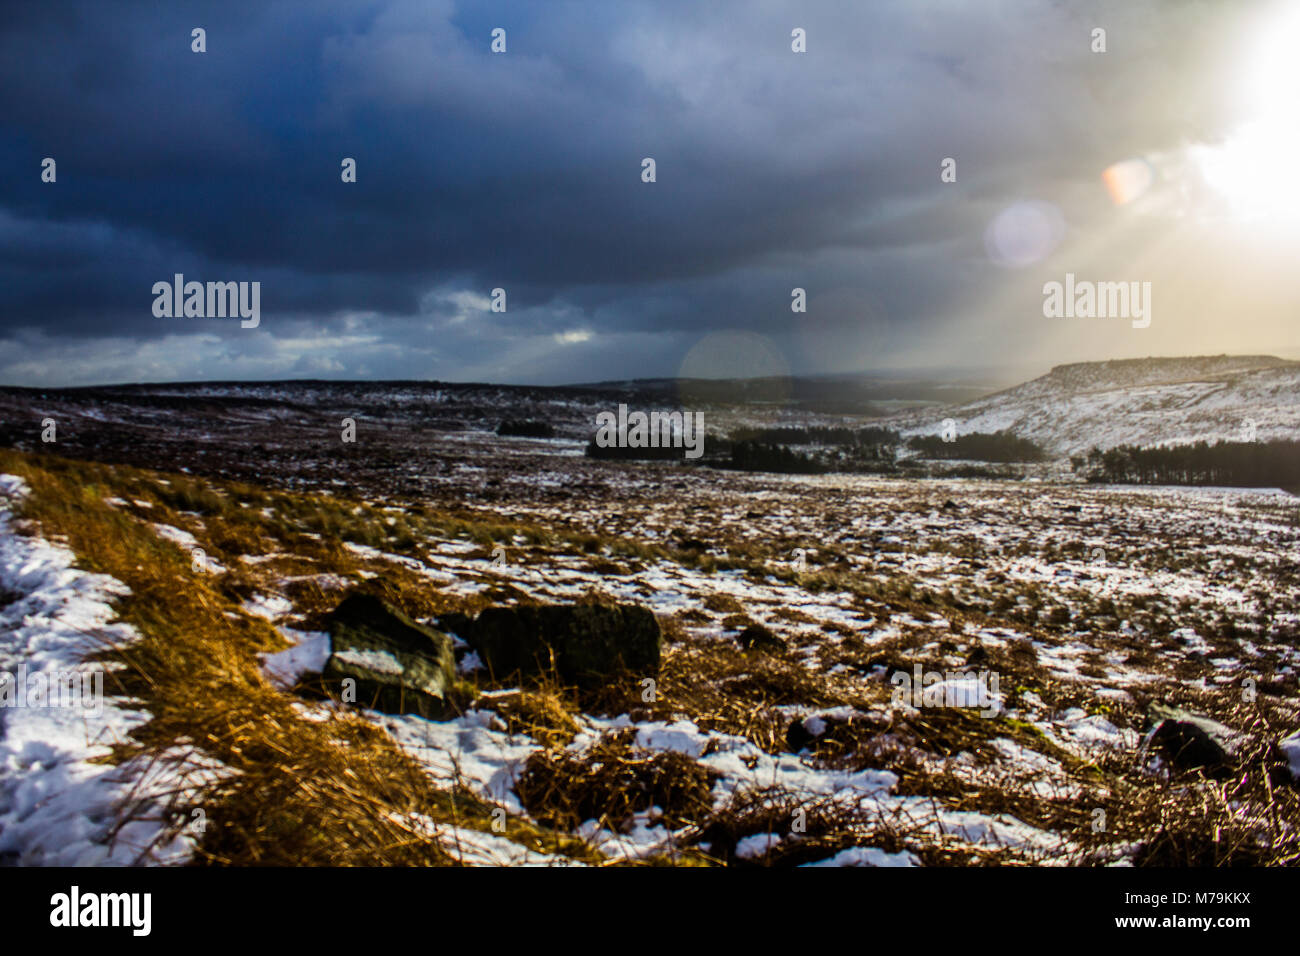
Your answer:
1193;5;1300;221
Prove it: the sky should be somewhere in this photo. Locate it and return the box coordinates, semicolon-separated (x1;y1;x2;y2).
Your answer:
2;0;1299;388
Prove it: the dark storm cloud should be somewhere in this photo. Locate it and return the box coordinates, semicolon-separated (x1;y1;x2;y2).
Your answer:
0;0;1276;384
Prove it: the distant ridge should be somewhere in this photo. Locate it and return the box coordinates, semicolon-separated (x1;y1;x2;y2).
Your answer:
892;355;1300;456
5;354;1295;460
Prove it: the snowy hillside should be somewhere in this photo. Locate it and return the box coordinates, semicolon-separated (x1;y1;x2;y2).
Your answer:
894;356;1300;457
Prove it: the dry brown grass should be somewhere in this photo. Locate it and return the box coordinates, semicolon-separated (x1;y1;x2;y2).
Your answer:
0;449;600;866
688;787;1020;867
486;687;583;749
515;730;718;832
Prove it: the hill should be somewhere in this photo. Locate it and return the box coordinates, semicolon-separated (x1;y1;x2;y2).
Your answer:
891;355;1300;456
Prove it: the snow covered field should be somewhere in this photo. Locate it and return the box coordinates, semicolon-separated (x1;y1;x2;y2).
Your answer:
171;465;1300;863
0;370;1296;865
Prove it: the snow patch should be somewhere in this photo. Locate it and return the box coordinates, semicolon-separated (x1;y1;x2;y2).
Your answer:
0;474;219;865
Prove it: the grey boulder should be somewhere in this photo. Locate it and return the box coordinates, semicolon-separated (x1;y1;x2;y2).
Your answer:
466;602;661;687
322;592;456;717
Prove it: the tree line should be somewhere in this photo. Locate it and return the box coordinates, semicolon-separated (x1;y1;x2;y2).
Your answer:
1073;439;1300;488
728;425;901;446
907;430;1047;462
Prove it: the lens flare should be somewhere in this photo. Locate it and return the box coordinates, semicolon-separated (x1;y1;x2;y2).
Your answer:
983;201;1065;268
1102;158;1155;206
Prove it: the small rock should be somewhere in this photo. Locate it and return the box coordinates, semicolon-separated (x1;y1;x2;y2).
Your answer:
1279;729;1300;781
785;710;886;754
866;655;910;681
1145;704;1243;775
785;718;820;753
737;624;787;654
